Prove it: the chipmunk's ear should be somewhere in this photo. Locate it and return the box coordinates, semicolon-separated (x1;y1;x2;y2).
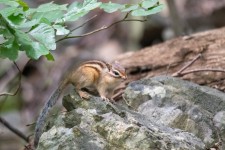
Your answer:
112;60;120;66
105;62;112;70
112;60;125;71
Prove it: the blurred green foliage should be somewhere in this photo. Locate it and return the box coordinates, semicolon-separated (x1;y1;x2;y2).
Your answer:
0;0;163;61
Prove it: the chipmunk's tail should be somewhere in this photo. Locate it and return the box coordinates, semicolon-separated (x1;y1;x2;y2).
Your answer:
34;79;68;147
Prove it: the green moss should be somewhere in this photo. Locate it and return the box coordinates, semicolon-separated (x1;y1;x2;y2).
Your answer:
93;115;104;122
73;127;82;137
170;114;188;129
95;125;108;138
64;110;81;128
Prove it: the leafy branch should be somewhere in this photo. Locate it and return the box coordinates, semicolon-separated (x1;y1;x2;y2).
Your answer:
60;14;98;40
57;12;147;42
0;0;163;61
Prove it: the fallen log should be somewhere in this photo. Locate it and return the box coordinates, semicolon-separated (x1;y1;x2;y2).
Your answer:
116;27;225;92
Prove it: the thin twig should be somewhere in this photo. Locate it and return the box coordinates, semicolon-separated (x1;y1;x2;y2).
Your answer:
173;68;225;77
172;54;201;76
0;62;18;92
0;86;14;111
56;15;97;42
71;15;97;33
0;116;29;142
123;11;131;19
59;19;146;41
0;59;31;111
26;122;36;127
0;62;21;97
57;12;146;42
112;89;124;101
122;95;136;110
166;63;172;76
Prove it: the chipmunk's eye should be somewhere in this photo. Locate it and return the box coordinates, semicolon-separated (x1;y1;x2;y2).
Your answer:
113;71;120;76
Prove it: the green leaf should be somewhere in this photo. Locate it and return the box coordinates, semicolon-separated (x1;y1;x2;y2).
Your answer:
16;0;29;11
53;25;69;35
28;2;67;23
148;4;163;13
0;0;19;7
36;2;67;12
0;7;26;27
0;14;15;39
60;11;88;23
121;4;139;12
31;10;64;22
142;0;158;9
29;23;56;50
131;5;163;16
60;0;101;23
0;39;18;60
45;53;54;61
38;17;51;25
60;0;100;23
68;2;82;11
83;2;101;11
25;8;35;16
0;0;29;11
83;0;97;6
0;14;32;60
16;19;39;28
62;2;84;22
24;42;49;59
0;29;13;40
8;12;25;25
100;2;124;13
131;9;147;16
0;7;20;17
15;30;49;59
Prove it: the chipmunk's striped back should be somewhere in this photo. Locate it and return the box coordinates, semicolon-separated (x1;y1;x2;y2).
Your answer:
81;60;110;72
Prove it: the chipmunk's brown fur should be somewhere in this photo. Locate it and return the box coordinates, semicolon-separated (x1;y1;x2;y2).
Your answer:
34;60;127;147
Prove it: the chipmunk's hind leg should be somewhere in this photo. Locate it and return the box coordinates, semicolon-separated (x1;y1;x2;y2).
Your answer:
73;72;94;100
73;81;92;100
77;90;91;99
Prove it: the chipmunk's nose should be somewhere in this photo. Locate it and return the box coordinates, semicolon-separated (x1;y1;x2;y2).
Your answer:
122;75;127;80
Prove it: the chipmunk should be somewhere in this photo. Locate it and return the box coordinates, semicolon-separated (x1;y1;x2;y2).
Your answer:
34;60;127;147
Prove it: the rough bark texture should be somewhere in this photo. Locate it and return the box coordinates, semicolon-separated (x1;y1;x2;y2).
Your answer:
116;27;225;92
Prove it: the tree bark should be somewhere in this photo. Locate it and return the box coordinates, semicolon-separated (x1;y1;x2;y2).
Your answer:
116;27;225;92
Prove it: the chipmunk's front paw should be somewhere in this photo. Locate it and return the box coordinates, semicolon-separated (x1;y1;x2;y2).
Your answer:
101;96;110;102
101;96;115;104
78;91;91;100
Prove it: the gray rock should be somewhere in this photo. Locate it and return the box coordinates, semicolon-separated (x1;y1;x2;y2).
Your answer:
37;76;225;150
213;111;225;149
124;76;225;148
